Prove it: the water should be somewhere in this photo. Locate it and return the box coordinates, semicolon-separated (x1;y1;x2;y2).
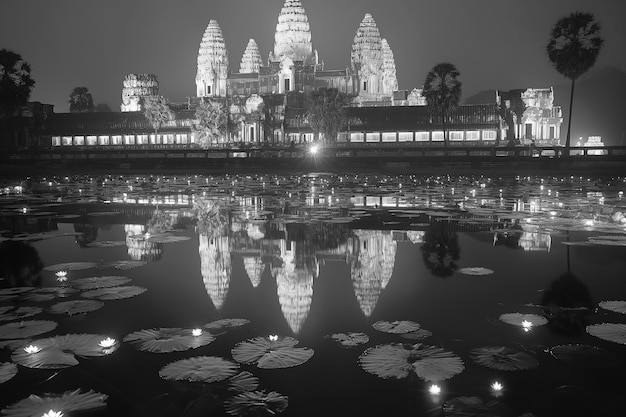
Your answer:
1;173;625;417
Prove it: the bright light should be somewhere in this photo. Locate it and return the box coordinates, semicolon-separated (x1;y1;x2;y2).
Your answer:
491;381;504;391
42;410;64;417
549;211;557;216
24;345;41;354
583;219;595;227
98;338;117;348
268;334;279;341
521;320;533;332
309;144;319;155
55;271;68;282
192;328;203;337
428;384;441;395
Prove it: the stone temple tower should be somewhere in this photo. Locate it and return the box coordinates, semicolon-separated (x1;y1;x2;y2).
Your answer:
270;0;316;64
240;39;263;74
120;73;159;112
351;14;386;101
381;39;398;95
196;19;229;98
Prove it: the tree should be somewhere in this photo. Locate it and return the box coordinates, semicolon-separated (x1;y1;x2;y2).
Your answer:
68;87;94;112
0;49;35;114
547;11;603;156
422;63;462;148
306;87;349;142
420;221;460;278
95;103;112;112
143;95;174;136
192;99;228;149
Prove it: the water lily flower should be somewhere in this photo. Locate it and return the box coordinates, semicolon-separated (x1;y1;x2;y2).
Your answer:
491;381;503;391
428;384;441;395
42;410;63;417
98;338;116;348
521;320;533;332
55;271;68;282
24;345;41;354
268;335;278;341
192;328;203;337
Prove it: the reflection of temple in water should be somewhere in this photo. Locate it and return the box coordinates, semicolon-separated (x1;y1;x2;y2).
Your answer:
348;230;397;317
199;233;232;310
124;224;163;261
519;225;551;252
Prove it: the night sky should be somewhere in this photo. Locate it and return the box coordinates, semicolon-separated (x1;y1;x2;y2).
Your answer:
2;0;624;112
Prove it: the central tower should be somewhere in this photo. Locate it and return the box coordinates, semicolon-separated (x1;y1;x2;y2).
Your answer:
270;0;315;64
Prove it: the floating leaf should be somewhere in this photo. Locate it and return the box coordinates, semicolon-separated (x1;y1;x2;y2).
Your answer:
73;276;131;290
47;300;104;316
0;320;57;339
19;293;55;302
373;320;421;334
499;313;548;328
550;344;622;368
326;332;369;347
123;328;215;353
458;267;495;276
85;240;126;248
401;329;433;340
0;306;42;322
0;362;18;383
81;285;146;300
224;390;288;416
0;389;108;417
11;333;118;369
443;396;517;417
470;346;539;371
231;336;314;369
205;318;251;331
159;356;238;382
586;323;626;345
0;287;33;296
228;371;260;393
598;300;626;314
359;343;464;381
99;260;147;270
43;262;97;272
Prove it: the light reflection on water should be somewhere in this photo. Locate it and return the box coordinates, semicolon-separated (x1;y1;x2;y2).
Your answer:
1;174;625;417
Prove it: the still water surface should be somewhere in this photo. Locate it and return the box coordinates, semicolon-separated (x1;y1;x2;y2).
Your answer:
1;174;625;417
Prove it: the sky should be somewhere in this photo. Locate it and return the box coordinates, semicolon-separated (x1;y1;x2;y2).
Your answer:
1;0;625;112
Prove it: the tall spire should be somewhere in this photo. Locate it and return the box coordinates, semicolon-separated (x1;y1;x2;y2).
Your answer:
239;39;263;73
196;19;229;97
272;0;314;63
351;13;383;77
382;39;399;93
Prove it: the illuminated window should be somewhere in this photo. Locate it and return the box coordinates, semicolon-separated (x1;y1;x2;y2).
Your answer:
466;131;479;141
86;136;97;146
74;136;84;145
62;136;72;146
415;131;430;141
98;136;109;145
52;136;61;146
350;133;364;142
176;134;188;144
450;131;464;141
122;135;133;145
432;131;444;141
382;132;396;142
366;132;380;142
482;130;497;140
398;132;413;142
337;133;348;142
136;135;148;145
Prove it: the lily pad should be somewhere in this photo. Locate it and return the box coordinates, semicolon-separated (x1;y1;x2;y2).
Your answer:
401;329;433;340
470;346;539;371
458;267;495;276
159;356;238;382
99;260;147;270
550;344;622;368
598;300;626;314
19;293;55;302
373;320;421;334
224;390;288;416
11;333;119;369
231;336;314;369
81;285;146;300
0;320;57;339
123;328;216;353
443;396;518;417
47;300;105;316
359;342;465;381
73;276;131;290
0;287;33;296
85;240;126;248
326;332;370;348
499;313;548;328
586;323;626;345
43;262;97;272
0;389;107;416
205;318;251;331
228;371;260;393
0;306;42;322
0;361;18;383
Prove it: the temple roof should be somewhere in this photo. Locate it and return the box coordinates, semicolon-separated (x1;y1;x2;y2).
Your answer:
240;39;263;74
272;0;314;63
351;13;383;76
197;20;228;77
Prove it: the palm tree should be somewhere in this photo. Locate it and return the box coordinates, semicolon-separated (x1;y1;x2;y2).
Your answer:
0;49;35;114
68;87;94;112
422;63;462;148
143;95;174;137
547;12;603;156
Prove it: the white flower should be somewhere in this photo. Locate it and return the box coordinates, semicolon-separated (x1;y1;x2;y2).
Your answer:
491;381;504;391
42;410;64;417
268;335;278;341
428;384;441;395
24;345;41;354
521;320;533;332
192;328;203;337
98;338;117;348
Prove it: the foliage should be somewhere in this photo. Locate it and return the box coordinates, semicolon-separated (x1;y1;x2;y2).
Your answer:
143;95;174;134
422;63;462;147
421;221;460;277
194;198;227;235
0;49;35;113
193;99;228;149
546;11;603;152
305;87;349;142
95;103;112;112
68;87;94;113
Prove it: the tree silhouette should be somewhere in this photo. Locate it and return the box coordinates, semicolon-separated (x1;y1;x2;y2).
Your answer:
0;241;43;288
68;87;94;112
0;49;35;114
422;63;462;148
143;95;174;136
306;87;349;143
547;11;603;155
421;221;460;277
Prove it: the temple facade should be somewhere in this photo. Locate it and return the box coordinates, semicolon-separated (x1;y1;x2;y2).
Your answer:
120;74;159;113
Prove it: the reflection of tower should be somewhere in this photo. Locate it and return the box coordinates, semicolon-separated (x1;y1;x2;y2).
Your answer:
272;240;315;335
242;253;264;287
519;224;552;251
124;224;163;261
199;233;232;310
348;230;397;317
